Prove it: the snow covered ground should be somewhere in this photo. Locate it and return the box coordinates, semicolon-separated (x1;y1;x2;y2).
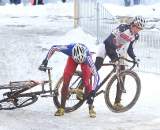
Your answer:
0;2;160;130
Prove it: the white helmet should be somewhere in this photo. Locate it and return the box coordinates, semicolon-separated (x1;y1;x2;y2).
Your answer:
132;16;145;29
72;43;87;63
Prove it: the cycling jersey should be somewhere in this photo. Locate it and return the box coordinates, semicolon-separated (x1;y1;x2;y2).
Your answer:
102;24;139;61
44;43;99;92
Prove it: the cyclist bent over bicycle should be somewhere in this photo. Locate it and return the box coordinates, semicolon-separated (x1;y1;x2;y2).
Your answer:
39;43;99;118
95;16;145;109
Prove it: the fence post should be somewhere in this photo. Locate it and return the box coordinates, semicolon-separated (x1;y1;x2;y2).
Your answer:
96;2;100;44
74;0;79;28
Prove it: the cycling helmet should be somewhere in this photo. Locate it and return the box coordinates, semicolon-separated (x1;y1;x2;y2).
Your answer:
72;43;87;63
132;16;145;29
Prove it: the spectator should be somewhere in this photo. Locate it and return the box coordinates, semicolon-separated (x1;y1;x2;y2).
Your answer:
124;0;131;6
31;0;44;5
62;0;66;2
133;0;140;5
10;0;14;4
10;0;21;4
15;0;21;4
0;0;4;5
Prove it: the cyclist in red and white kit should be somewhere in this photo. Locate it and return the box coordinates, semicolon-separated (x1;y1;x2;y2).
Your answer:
95;16;145;109
39;43;99;118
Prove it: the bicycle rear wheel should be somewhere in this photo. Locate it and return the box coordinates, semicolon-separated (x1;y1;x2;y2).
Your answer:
0;88;38;110
104;70;141;113
53;71;85;113
15;94;38;108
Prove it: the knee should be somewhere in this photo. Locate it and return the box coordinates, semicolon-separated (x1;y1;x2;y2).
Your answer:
95;57;104;71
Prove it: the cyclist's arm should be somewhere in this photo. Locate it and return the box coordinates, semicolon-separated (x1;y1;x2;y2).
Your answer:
127;34;139;60
127;42;136;60
45;45;70;61
87;55;100;92
39;45;71;69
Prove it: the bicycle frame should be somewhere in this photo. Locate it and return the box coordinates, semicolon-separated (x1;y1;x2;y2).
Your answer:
95;63;116;96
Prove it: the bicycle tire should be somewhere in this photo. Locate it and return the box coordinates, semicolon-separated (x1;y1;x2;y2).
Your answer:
104;70;141;113
0;92;38;110
15;94;38;108
53;71;84;113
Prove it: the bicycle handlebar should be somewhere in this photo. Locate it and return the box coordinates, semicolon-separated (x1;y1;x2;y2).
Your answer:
118;57;137;70
41;66;52;70
102;57;137;70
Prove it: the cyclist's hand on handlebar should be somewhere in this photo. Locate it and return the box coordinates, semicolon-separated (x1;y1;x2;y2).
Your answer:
133;57;140;67
39;64;47;72
38;59;48;72
110;58;119;65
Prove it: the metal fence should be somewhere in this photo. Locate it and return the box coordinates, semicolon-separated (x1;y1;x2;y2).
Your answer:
79;0;117;42
78;0;160;74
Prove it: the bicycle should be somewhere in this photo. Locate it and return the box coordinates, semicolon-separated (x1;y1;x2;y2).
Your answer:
53;57;141;113
0;67;55;110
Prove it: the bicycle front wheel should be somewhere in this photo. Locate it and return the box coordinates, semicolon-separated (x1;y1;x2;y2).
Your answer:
53;71;85;113
104;70;141;113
